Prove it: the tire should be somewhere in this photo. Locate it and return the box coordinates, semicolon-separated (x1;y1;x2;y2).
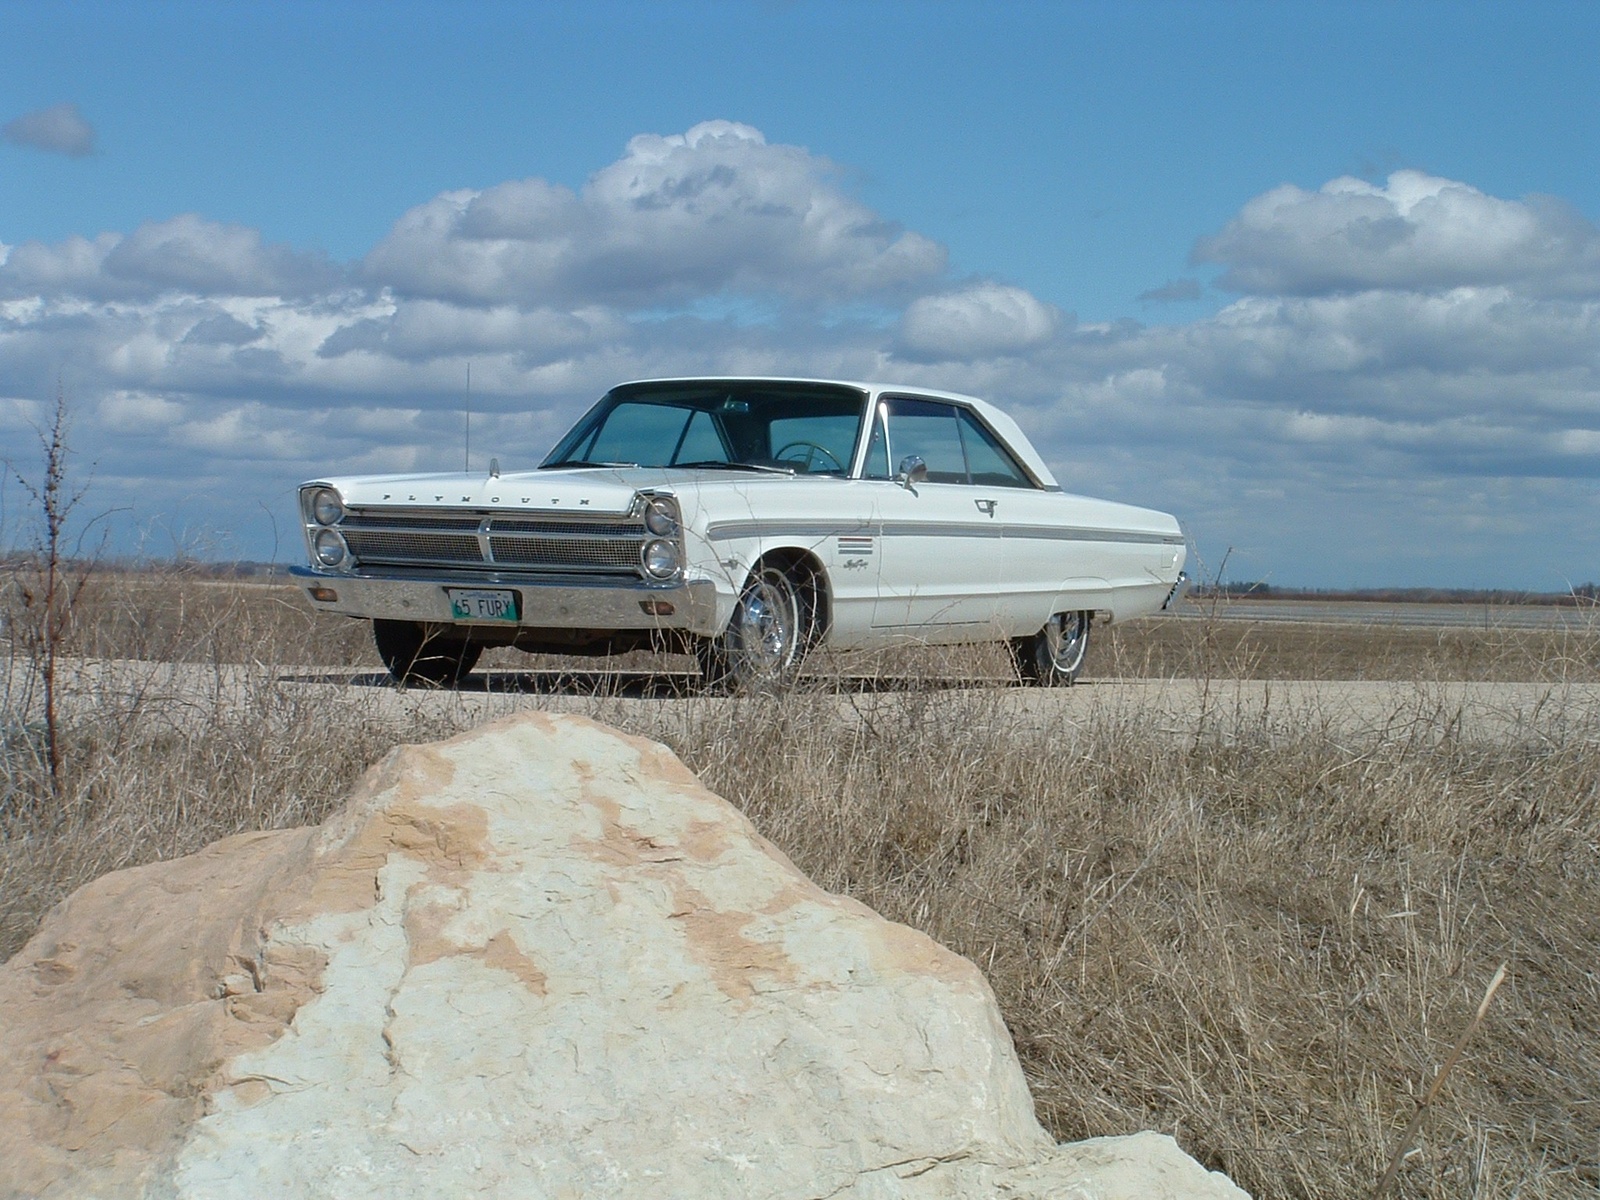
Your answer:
373;619;483;687
1011;610;1091;687
695;563;813;693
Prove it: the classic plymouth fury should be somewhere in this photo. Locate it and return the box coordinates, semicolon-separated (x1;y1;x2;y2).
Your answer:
294;378;1187;688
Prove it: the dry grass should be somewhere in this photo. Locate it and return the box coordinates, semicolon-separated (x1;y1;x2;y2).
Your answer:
4;568;1600;1199
1102;609;1600;684
608;681;1600;1199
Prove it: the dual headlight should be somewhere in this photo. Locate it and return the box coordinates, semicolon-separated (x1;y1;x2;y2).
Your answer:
310;487;343;526
639;493;682;580
303;486;349;569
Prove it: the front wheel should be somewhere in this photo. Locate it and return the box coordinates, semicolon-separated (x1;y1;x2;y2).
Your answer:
373;619;483;687
1011;610;1091;686
695;564;811;693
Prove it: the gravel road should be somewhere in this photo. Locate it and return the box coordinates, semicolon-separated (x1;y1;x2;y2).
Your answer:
35;658;1598;747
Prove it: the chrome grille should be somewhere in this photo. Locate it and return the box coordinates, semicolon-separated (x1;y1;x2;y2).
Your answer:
341;509;647;577
489;536;640;569
342;513;480;532
492;518;640;537
344;530;483;564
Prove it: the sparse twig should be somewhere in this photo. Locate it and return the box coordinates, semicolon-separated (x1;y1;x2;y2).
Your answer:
1371;963;1509;1200
8;384;94;799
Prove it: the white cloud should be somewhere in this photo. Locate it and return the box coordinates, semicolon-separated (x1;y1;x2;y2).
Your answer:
898;283;1058;359
97;390;186;433
318;298;626;363
1;138;1598;586
0;215;339;300
3;102;95;157
363;120;945;306
1195;170;1600;298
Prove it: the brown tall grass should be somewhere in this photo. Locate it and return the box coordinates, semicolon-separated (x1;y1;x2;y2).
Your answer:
3;569;1599;1199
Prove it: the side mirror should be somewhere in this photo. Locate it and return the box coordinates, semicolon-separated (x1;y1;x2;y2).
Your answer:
895;455;927;489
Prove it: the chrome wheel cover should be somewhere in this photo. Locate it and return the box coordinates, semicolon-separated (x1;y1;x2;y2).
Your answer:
1043;611;1088;675
735;571;799;674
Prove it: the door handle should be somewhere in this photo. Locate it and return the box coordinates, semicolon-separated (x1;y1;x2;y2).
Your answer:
974;498;997;517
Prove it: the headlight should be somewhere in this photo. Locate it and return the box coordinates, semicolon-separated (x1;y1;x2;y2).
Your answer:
311;487;343;526
313;528;348;567
642;538;680;579
643;495;678;536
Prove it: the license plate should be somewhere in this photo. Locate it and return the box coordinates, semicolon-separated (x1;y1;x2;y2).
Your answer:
447;588;519;623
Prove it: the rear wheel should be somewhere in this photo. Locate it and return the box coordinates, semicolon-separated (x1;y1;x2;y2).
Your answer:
373;619;482;687
695;563;813;693
1011;610;1091;686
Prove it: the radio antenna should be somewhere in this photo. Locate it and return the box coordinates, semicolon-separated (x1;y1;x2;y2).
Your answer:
463;362;471;472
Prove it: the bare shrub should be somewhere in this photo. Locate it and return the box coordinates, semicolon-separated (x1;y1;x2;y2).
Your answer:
3;386;98;799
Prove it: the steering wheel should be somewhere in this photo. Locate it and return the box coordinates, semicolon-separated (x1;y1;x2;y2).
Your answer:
773;440;845;473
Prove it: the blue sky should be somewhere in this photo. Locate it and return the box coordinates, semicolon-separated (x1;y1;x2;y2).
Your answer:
3;0;1600;588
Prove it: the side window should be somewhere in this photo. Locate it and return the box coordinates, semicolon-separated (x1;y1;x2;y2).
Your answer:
957;410;1033;488
884;398;967;483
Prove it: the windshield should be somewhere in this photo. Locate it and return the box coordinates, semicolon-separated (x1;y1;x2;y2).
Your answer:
542;381;869;475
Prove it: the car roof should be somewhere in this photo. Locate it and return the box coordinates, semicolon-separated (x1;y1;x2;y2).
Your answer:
609;376;1060;489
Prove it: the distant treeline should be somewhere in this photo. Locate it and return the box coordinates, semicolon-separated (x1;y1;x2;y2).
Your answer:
1194;582;1600;606
0;555;291;579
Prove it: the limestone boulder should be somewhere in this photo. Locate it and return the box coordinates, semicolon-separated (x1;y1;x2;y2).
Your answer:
0;712;1247;1199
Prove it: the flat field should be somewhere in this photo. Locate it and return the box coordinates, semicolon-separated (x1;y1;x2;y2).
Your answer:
3;573;1599;1199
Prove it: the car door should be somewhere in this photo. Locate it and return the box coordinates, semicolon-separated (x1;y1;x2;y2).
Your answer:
868;397;1007;631
946;407;1086;634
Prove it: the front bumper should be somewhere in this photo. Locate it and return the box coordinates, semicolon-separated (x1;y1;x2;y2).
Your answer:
289;566;723;636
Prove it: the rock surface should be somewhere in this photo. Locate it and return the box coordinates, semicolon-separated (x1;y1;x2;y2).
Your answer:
0;712;1248;1199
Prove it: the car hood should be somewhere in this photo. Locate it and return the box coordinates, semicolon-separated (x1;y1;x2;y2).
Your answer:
307;465;798;517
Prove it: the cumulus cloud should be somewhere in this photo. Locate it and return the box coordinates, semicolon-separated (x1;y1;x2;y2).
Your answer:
3;102;95;157
1194;170;1600;298
317;299;625;364
363;120;945;306
0;215;340;300
97;390;186;433
898;283;1059;360
1;136;1598;585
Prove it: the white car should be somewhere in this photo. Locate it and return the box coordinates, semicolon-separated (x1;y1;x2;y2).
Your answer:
293;378;1187;688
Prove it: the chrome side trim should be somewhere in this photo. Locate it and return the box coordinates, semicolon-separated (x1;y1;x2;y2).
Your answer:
1000;524;1187;546
879;521;1002;540
706;519;874;542
705;517;1182;546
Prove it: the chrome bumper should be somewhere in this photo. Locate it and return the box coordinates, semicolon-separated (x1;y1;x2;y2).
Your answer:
1162;571;1190;611
289;566;723;635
